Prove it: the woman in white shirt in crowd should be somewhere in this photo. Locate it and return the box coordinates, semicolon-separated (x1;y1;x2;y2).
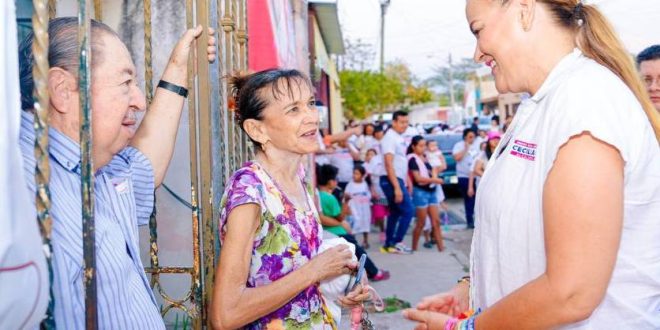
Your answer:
426;139;451;243
468;131;501;197
359;123;379;159
452;129;479;229
364;148;388;240
404;0;660;329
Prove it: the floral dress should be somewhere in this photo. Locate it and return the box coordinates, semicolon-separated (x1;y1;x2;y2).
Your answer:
219;161;335;330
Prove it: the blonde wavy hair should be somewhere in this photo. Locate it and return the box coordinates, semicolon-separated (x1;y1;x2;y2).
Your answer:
496;0;660;142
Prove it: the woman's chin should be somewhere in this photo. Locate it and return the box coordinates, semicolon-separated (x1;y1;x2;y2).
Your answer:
494;79;510;94
295;142;320;155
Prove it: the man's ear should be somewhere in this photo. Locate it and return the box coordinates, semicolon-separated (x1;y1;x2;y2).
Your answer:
48;67;77;114
243;119;269;145
518;0;537;32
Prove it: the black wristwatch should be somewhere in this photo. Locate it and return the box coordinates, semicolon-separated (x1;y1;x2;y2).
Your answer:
157;80;188;98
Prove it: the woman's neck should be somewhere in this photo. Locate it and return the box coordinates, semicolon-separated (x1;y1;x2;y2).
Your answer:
319;185;333;193
255;149;302;183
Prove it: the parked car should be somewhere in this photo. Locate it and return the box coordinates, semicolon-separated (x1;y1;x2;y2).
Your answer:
465;115;493;132
424;133;463;196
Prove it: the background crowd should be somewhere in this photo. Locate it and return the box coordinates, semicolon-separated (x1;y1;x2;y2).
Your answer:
313;109;506;258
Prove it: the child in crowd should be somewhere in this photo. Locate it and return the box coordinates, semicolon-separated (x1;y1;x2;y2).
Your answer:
425;140;450;244
364;148;388;242
317;164;390;282
329;139;360;201
344;166;372;249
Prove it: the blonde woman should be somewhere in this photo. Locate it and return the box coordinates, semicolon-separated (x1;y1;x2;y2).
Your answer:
404;0;660;329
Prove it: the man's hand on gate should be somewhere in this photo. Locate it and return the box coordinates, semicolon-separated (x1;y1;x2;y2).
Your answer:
169;25;217;69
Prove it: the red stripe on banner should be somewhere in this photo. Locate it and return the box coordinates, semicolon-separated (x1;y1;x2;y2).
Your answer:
248;0;280;71
0;261;42;329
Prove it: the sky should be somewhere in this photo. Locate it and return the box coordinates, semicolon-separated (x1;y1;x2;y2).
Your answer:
337;0;660;80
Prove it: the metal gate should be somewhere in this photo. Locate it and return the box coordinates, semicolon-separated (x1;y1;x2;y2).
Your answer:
27;0;251;328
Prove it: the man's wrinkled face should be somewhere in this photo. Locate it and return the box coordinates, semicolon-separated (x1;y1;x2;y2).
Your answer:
640;59;660;111
91;34;147;163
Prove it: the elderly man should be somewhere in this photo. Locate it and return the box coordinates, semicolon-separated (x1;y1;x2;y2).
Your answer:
18;17;215;328
637;45;660;112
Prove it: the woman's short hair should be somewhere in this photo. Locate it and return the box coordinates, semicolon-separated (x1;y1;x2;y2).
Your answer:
229;69;313;149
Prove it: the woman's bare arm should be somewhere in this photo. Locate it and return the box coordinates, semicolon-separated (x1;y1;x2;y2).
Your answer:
472;133;623;329
211;204;352;329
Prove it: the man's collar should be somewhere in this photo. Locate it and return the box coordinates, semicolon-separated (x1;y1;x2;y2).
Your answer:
21;111;81;173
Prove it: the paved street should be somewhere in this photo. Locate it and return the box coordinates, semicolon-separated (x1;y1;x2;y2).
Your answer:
339;198;473;329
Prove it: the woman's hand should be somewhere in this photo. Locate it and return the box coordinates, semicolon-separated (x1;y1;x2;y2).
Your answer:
305;245;356;283
402;309;453;330
467;186;475;198
416;282;469;317
337;283;371;308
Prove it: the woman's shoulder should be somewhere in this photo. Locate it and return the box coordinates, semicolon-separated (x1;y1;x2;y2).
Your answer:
539;60;654;169
227;162;264;187
222;162;269;205
558;58;638;106
547;59;645;128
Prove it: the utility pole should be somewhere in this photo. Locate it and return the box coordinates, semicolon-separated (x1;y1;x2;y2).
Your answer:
448;53;456;110
380;0;390;75
379;0;391;116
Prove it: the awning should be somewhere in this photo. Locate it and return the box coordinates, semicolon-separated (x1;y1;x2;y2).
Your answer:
309;0;345;54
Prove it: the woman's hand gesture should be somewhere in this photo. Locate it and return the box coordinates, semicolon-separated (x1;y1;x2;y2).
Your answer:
416;281;469;316
337;282;371;308
305;245;356;283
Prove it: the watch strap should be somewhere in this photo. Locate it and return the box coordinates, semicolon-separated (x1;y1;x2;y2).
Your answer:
157;80;188;98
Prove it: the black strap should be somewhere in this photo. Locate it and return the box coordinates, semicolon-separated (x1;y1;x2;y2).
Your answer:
157;80;188;98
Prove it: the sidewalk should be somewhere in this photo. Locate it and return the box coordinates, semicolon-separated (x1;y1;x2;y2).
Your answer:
339;198;474;329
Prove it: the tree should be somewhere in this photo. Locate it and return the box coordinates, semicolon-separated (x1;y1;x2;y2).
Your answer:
426;57;481;104
339;70;403;119
338;38;377;71
340;60;436;119
384;60;433;107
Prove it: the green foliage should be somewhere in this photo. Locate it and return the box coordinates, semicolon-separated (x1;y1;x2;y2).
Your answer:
381;295;412;313
340;60;435;119
339;70;401;119
438;94;451;107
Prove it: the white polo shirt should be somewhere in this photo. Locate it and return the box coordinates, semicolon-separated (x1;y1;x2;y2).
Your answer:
470;49;660;329
381;128;408;180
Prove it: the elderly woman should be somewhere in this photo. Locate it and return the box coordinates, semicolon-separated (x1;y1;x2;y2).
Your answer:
210;69;369;330
404;0;660;329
